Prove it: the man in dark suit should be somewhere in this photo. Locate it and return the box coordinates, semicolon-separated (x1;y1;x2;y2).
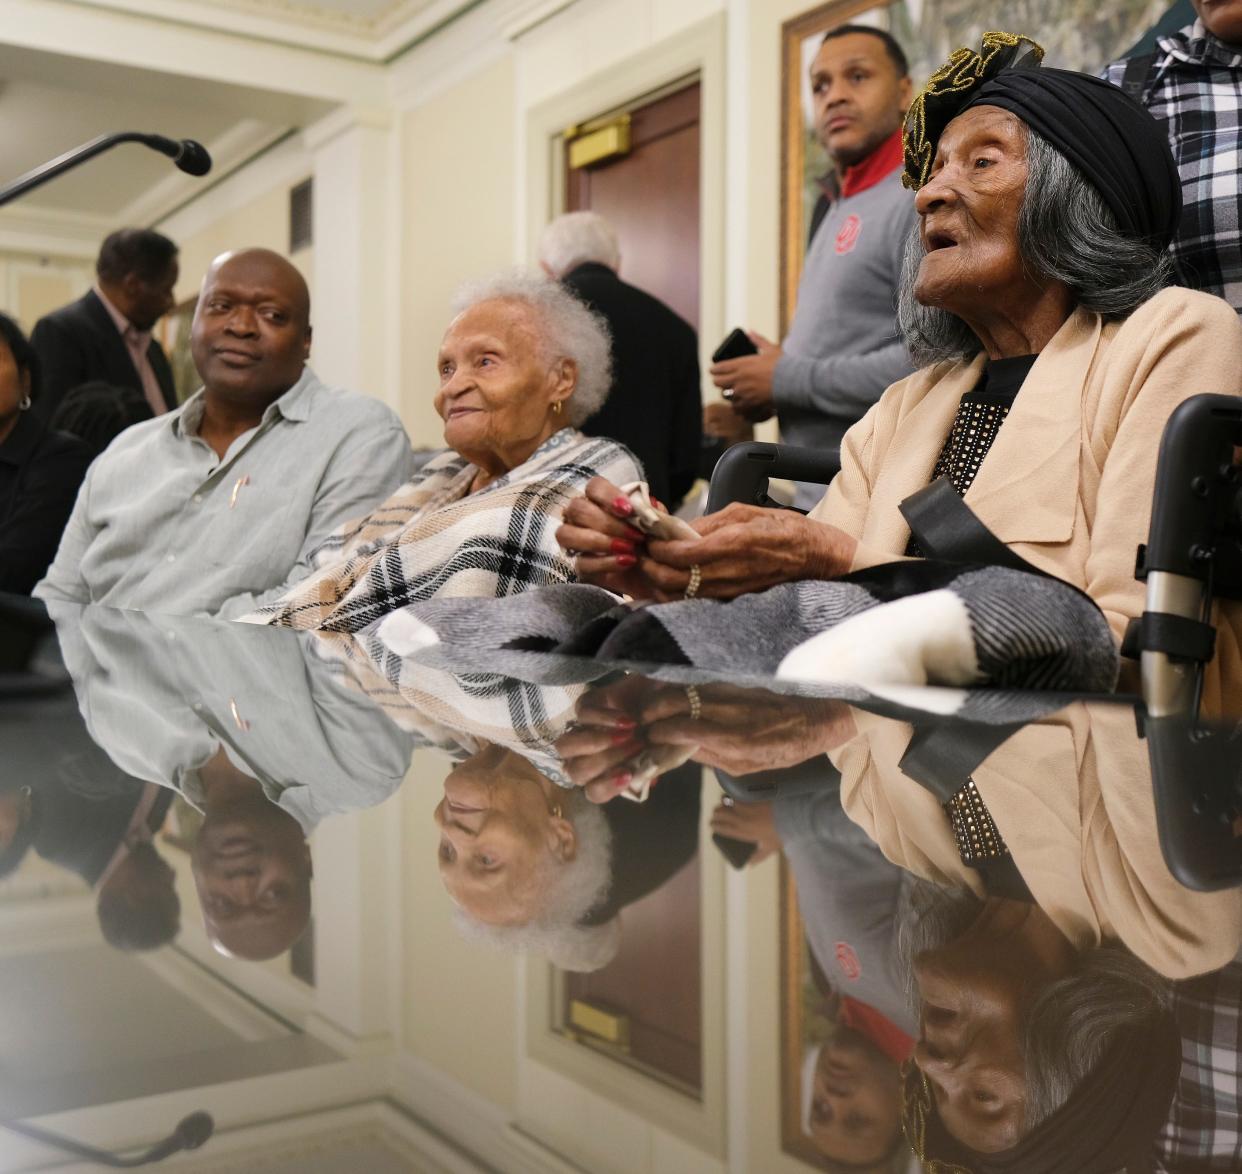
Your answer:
539;212;701;511
31;227;179;425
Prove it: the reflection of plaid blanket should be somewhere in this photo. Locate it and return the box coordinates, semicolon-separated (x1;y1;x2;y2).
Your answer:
305;628;581;787
243;428;639;632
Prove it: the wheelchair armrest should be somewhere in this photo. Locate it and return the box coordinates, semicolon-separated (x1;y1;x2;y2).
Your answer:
705;442;840;514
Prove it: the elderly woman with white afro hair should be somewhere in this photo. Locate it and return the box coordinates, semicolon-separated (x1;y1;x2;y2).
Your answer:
244;270;641;631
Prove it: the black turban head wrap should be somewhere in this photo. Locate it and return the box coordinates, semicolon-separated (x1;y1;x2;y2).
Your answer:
902;31;1182;248
899;1011;1182;1174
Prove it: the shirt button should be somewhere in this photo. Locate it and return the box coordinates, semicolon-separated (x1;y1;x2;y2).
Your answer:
193;494;203;504
166;554;176;563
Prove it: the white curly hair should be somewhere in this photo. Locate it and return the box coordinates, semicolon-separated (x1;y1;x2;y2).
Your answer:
537;211;621;277
451;268;613;426
451;788;618;972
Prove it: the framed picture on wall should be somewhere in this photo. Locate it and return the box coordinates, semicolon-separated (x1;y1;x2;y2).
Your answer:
779;0;1171;332
158;296;199;406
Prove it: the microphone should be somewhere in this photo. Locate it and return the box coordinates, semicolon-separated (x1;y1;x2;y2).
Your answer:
0;132;214;207
137;135;213;177
1;1111;215;1167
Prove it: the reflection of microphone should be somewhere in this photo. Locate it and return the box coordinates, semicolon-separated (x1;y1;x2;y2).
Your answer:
2;1111;214;1167
0;132;213;207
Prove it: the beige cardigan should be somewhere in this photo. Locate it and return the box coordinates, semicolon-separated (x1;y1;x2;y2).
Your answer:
833;704;1242;980
809;286;1242;714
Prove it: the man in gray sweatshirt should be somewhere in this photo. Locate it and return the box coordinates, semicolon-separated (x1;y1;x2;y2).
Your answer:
711;25;917;510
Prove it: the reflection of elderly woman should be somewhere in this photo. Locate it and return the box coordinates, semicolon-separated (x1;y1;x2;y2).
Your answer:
248;272;639;631
561;33;1242;710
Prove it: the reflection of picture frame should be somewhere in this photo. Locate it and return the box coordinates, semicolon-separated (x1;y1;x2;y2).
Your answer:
159;794;203;853
780;857;836;1165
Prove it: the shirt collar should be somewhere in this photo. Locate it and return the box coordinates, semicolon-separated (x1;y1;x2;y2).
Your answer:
94;285;151;347
1159;19;1242;68
0;410;46;465
171;365;318;440
839;127;904;199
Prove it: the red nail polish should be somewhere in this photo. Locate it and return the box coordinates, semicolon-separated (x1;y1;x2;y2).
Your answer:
651;497;664;512
613;771;633;788
612;496;634;516
616;554;637;568
612;716;637;730
610;538;637;555
610;730;636;746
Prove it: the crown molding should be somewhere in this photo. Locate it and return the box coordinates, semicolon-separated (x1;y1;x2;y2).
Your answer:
120;119;292;227
498;0;575;40
51;0;482;63
0;204;113;260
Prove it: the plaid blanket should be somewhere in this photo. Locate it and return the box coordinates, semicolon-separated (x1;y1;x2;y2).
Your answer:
243;428;639;632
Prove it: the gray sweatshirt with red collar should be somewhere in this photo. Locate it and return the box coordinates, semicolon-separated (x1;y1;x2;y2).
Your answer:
774;164;917;511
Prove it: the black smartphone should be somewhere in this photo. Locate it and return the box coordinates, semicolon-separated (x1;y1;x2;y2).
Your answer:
712;327;759;363
712;833;758;869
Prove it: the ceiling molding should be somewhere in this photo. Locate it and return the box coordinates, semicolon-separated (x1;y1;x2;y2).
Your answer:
498;0;575;40
0;203;113;259
53;0;484;62
301;103;394;151
120;119;292;227
155;132;311;243
10;0;387;102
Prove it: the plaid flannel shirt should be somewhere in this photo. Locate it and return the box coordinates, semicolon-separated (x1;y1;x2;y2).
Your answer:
1155;961;1242;1171
1102;22;1242;313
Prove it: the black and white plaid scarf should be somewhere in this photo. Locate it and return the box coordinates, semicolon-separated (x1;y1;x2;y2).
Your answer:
244;428;639;632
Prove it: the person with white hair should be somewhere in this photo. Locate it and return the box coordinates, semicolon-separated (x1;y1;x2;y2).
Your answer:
244;270;640;631
538;211;702;511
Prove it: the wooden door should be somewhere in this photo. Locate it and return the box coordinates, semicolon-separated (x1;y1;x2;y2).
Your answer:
561;90;704;1091
565;81;701;329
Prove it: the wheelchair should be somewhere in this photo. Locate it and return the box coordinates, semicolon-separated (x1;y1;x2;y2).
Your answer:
704;396;1242;891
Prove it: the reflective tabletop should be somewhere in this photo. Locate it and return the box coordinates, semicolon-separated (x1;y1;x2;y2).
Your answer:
2;591;1239;1173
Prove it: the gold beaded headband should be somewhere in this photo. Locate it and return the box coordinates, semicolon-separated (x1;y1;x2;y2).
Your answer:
902;31;1045;191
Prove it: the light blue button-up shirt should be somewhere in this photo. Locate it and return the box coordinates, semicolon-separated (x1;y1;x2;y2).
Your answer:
35;367;416;617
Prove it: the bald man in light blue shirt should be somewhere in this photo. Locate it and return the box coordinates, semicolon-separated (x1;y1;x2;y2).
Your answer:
36;249;415;618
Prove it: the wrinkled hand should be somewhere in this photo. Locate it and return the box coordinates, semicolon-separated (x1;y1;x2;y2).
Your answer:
703;402;754;445
557;476;658;598
641;502;856;601
710;800;779;867
555;677;857;801
710;331;780;420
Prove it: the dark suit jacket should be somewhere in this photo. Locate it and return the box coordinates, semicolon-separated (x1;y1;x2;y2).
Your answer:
30;290;177;425
0;412;92;594
563;263;702;510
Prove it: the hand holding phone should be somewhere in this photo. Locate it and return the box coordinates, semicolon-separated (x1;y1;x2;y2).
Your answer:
712;327;759;364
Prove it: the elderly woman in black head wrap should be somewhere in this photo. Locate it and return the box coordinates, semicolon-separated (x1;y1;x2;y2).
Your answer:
559;31;1242;713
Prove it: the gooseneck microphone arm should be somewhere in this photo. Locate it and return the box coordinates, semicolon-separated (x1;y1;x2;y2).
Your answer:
0;132;213;208
1;1111;214;1167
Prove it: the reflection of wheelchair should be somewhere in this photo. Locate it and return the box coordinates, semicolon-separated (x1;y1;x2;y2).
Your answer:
705;395;1242;890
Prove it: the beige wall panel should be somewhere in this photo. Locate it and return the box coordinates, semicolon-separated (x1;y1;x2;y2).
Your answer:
401;749;519;1112
400;56;517;448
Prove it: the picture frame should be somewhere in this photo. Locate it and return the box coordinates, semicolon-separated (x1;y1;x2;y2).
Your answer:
780;856;838;1166
779;0;885;335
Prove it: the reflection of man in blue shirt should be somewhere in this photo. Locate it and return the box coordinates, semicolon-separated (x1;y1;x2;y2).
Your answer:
49;602;414;960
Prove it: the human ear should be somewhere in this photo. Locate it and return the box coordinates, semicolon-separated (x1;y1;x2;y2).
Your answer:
547;814;577;863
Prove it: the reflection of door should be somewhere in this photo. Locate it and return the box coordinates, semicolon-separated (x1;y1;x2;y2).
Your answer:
560;91;704;1091
565;81;700;329
562;765;702;1094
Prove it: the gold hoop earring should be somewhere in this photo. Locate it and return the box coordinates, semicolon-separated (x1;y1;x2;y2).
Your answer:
550;801;563;819
18;395;31;412
552;400;563;416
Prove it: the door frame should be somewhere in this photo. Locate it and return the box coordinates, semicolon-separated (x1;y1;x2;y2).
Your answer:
523;14;726;404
